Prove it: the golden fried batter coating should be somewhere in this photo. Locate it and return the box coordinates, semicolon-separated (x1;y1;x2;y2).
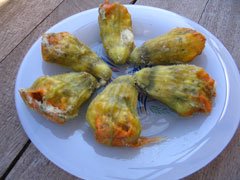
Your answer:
41;32;112;84
134;65;216;116
86;75;160;147
129;28;206;65
99;0;135;64
20;72;99;124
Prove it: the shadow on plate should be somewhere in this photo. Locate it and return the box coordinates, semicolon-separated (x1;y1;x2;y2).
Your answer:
192;52;208;68
42;60;70;76
29;109;85;139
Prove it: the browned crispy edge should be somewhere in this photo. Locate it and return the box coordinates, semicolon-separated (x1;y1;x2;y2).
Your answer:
19;89;66;124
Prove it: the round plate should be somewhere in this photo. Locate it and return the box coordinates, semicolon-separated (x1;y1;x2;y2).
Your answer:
15;5;240;179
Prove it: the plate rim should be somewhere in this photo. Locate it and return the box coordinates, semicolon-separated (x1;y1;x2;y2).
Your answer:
15;5;240;179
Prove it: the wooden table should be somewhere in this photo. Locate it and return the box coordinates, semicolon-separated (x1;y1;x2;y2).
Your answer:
1;0;239;179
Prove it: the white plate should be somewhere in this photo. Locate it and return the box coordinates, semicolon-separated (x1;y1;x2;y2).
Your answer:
15;5;240;180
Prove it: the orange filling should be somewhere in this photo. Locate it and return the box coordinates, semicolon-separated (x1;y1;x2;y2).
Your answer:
95;116;160;147
47;35;59;45
100;0;116;14
30;90;44;102
197;69;215;90
28;89;67;111
198;94;212;113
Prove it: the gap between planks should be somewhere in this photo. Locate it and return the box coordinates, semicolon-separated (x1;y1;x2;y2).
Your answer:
0;0;65;64
1;0;137;179
0;0;136;65
1;140;31;179
198;0;210;23
131;0;138;4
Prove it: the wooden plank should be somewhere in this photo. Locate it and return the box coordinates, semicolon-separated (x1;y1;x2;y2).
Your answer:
0;0;64;62
185;128;240;180
136;0;240;179
0;0;132;178
135;0;240;179
198;0;240;70
135;0;240;70
0;52;29;176
135;0;208;22
9;130;239;180
4;0;240;179
185;0;240;178
6;143;78;180
0;0;134;62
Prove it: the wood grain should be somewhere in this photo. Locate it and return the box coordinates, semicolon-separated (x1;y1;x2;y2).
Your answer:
1;0;240;179
137;0;240;179
0;49;29;176
0;0;64;62
185;128;240;180
198;0;240;70
135;0;209;22
0;0;132;178
6;144;78;180
136;0;240;179
185;0;240;178
0;0;134;63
